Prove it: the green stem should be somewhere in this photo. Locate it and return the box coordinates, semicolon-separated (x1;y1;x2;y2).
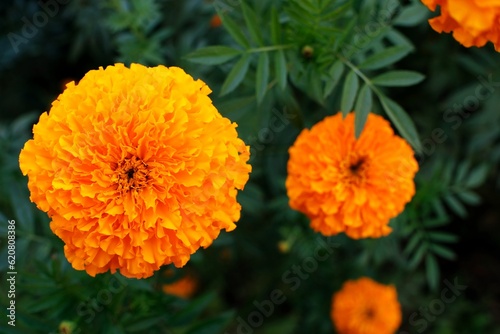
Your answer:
337;55;384;97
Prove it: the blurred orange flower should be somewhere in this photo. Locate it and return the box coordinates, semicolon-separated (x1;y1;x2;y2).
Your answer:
162;271;197;299
210;14;222;28
19;63;251;279
422;0;500;50
331;277;402;334
286;112;417;239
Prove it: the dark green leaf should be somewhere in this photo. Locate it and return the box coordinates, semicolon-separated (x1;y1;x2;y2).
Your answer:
127;316;165;332
354;84;372;138
324;61;344;98
464;165;489;188
220;54;251;96
186;311;235;334
359;45;413;70
169;292;216;326
429;232;459;243
430;244;456;260
256;52;270;104
270;7;281;44
185;46;241;65
379;95;422;152
372;71;425;87
216;8;250;48
444;194;467;218
240;1;264;46
394;3;429;27
341;71;359;116
274;50;287;90
456;190;481;205
218;96;255;121
425;254;440;291
408;242;427;269
404;231;422;256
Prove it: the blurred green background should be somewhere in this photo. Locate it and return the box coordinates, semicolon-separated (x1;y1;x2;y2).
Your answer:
1;0;499;333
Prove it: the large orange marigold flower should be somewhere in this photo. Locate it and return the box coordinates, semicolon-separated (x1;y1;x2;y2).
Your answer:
422;0;500;51
19;63;251;279
331;277;402;334
286;112;418;239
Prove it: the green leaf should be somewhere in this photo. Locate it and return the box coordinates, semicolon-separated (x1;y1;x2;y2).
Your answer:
186;311;235;334
444;194;467;218
394;3;429;27
341;71;359;117
169;292;216;326
372;71;425;87
408;242;427;269
270;6;281;44
220;54;251;96
354;84;372;138
324;61;344;98
216;8;250;48
218;96;255;121
404;231;422;256
464;165;489;188
185;46;241;65
127;316;165;332
379;95;422;152
274;50;287;90
425;254;440;291
430;244;456;260
359;45;413;70
240;1;264;46
456;190;481;205
256;52;270;104
428;232;459;243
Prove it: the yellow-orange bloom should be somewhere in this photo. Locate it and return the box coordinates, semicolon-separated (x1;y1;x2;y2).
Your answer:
19;63;251;279
286;113;417;239
422;0;500;51
331;277;402;334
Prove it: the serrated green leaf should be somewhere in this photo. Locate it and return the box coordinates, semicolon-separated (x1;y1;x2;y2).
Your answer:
354;84;372;138
341;71;359;116
274;50;287;90
220;54;251;96
443;194;467;218
216;8;250;49
359;45;413;70
372;71;425;87
185;46;241;65
379;95;422;152
324;61;344;98
430;244;456;260
394;3;429;27
240;1;264;46
270;6;281;44
426;254;440;291
429;232;459;243
256;52;270;104
464;165;489;188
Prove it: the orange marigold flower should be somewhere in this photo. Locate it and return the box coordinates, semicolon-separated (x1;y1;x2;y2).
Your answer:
19;63;251;279
210;14;222;28
331;277;402;334
162;270;197;299
286;113;418;239
422;0;500;51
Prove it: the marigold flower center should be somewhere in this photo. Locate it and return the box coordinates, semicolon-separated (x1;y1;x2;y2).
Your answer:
115;156;150;193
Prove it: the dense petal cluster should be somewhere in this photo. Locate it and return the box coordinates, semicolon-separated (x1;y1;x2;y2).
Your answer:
286;113;418;239
331;277;402;334
422;0;500;50
19;63;251;279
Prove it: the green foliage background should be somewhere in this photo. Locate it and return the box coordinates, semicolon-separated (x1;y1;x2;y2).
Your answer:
1;0;499;333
